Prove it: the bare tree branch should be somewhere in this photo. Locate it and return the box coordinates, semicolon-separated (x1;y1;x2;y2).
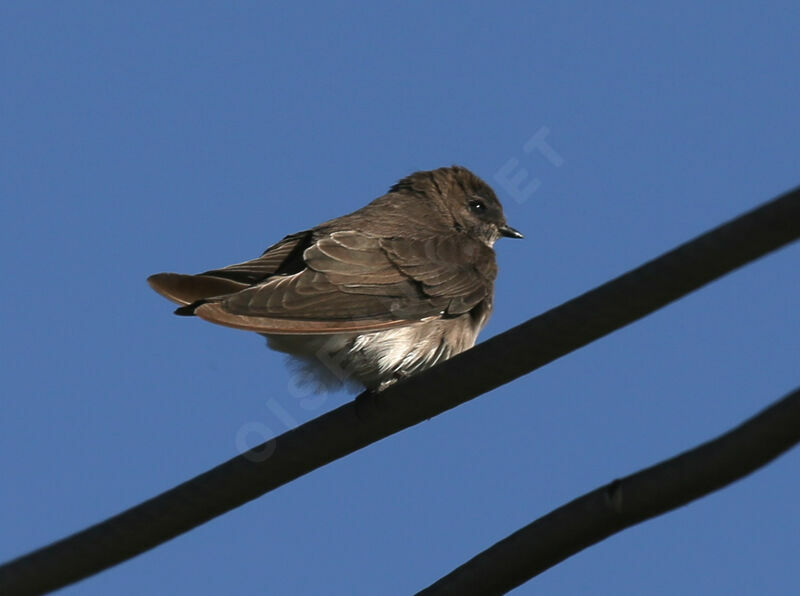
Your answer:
417;386;800;595
1;186;798;595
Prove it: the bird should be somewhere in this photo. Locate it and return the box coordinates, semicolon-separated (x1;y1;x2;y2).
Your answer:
148;165;522;393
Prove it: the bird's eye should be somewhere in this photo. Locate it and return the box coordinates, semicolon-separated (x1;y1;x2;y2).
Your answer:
468;199;487;214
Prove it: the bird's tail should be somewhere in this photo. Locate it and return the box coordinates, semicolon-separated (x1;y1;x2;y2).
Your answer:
147;273;247;314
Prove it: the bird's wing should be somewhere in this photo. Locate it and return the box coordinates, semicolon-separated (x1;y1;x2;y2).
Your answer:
147;231;313;305
201;230;314;282
379;235;498;316
192;230;497;335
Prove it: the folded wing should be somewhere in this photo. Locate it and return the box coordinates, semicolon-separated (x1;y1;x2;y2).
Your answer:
149;230;496;335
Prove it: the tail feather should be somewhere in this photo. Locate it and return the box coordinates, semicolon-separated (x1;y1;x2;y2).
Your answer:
147;273;248;309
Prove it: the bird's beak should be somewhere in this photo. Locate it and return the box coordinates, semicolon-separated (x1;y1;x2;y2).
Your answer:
499;224;524;239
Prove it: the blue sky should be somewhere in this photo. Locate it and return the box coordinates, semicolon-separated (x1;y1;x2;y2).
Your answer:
2;2;799;594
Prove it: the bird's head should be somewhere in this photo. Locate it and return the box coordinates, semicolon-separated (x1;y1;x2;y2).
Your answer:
394;166;523;247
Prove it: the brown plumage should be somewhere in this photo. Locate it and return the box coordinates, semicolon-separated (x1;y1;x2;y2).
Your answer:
148;166;522;391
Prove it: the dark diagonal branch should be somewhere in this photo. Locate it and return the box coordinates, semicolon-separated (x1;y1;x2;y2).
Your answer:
417;386;800;595
1;186;799;595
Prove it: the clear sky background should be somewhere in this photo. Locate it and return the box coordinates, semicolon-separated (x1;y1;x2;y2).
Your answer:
2;2;799;595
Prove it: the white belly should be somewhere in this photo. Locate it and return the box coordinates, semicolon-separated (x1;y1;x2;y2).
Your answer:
264;314;483;393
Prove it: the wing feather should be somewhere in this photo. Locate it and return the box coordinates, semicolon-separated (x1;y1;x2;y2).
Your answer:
202;231;313;283
152;230;496;334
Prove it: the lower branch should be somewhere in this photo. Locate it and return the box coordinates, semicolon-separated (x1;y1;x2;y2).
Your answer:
418;386;800;595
